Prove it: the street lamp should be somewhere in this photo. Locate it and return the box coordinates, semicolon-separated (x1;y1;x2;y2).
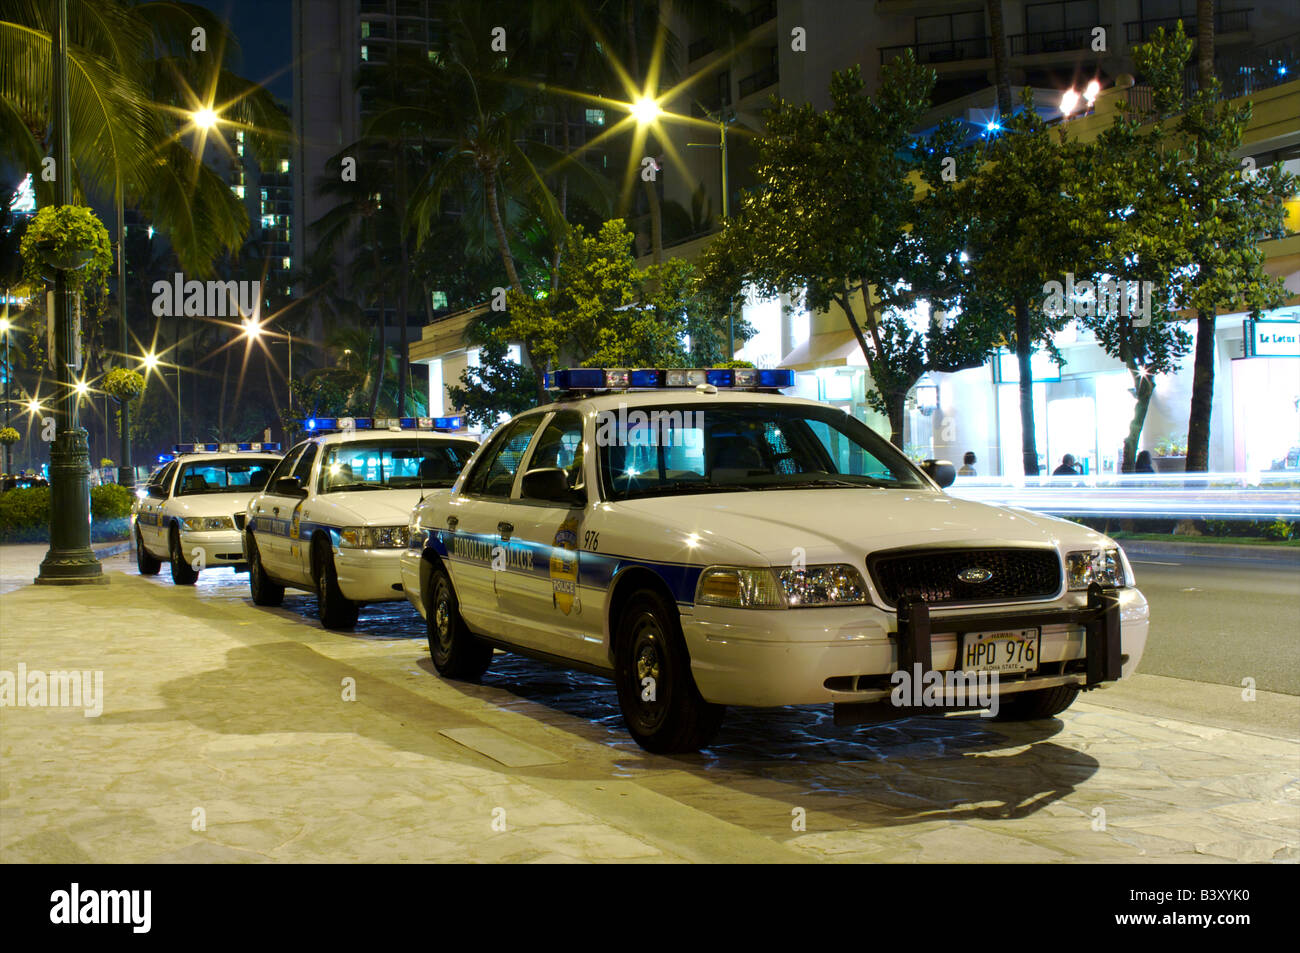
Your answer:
1060;88;1080;117
689;103;740;356
36;0;103;584
0;316;11;477
191;107;218;130
242;319;293;412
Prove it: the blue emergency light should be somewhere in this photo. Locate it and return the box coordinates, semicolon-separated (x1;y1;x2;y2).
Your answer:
173;442;281;454
544;367;795;392
299;415;465;433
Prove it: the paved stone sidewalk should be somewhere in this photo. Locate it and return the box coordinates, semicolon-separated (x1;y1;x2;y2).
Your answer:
1;567;1296;863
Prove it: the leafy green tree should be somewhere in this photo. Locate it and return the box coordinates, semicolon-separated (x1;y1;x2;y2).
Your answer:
1156;23;1296;471
702;59;1000;447
959;88;1090;473
1071;29;1197;472
505;218;743;367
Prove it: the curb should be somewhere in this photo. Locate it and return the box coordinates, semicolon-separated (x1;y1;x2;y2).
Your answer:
1118;539;1300;564
93;540;132;560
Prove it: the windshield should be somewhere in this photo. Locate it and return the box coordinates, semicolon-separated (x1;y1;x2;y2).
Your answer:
599;403;929;500
175;458;277;495
319;439;475;492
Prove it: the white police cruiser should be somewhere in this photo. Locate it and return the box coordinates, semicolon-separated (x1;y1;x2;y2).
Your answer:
402;367;1150;753
133;443;282;584
244;416;478;629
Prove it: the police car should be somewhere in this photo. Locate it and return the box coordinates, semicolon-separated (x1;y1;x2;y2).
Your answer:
244;416;478;629
402;367;1150;754
133;443;282;584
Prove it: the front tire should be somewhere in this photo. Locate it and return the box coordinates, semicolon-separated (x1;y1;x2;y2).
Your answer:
993;684;1080;721
313;539;358;630
613;588;724;754
169;526;198;585
426;562;493;679
246;532;284;606
136;527;161;576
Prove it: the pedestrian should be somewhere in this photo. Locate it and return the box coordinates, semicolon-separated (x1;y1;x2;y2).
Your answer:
1135;450;1154;473
1053;453;1078;477
957;451;977;477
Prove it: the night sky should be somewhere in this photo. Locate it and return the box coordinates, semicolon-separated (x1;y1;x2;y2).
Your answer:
189;0;293;104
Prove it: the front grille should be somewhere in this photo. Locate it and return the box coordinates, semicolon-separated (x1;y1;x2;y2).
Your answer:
233;513;246;530
868;547;1061;608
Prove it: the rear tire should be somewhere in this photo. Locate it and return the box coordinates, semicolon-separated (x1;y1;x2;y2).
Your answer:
426;562;493;679
314;539;358;630
169;526;198;585
613;588;724;754
993;684;1080;721
246;532;284;606
136;527;161;576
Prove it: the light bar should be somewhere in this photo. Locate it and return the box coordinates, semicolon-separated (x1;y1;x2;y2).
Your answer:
172;443;220;454
155;453;174;464
299;416;464;433
544;367;795;391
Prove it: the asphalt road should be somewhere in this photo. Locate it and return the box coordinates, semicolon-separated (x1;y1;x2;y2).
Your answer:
1127;554;1300;696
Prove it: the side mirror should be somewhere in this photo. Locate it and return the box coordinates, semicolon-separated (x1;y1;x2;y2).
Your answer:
273;475;307;498
147;483;167;499
521;467;584;505
922;459;956;489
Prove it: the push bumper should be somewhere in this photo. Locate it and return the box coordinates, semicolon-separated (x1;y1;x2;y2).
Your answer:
178;530;246;568
682;585;1148;709
333;546;407;603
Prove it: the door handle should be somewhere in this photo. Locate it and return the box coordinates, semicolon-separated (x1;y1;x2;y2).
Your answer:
497;521;513;537
446;516;459;531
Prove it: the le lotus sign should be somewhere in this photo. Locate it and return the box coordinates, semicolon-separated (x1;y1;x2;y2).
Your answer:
1244;319;1300;358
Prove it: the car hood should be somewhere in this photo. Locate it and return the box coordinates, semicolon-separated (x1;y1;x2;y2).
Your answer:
319;489;427;526
611;487;1110;565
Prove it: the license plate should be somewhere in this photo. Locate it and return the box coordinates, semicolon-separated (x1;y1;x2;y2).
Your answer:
961;628;1040;674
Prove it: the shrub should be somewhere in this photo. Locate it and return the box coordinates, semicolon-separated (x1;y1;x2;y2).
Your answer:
90;483;133;520
1261;518;1295;541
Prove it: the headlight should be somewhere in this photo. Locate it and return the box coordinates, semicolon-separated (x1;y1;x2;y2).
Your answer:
340;525;409;549
696;567;785;609
777;564;869;606
1066;548;1126;589
181;516;235;531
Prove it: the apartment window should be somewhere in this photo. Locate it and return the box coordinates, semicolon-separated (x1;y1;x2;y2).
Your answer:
916;11;985;45
282;257;291;270
280;159;290;173
232;185;244;198
431;290;448;310
361;21;370;39
585;108;605;126
1025;1;1100;34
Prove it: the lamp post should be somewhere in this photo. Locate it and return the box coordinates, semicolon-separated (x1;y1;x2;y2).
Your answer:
1;316;12;477
689;104;739;357
37;0;104;584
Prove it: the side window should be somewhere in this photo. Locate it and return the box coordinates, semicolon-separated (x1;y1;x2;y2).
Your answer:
265;444;305;491
466;416;543;499
292;443;318;486
526;411;585;490
150;462;176;496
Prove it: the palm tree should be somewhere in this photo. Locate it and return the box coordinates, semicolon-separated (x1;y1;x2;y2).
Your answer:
986;0;1012;116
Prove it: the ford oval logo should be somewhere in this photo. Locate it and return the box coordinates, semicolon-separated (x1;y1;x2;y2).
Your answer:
957;567;993;584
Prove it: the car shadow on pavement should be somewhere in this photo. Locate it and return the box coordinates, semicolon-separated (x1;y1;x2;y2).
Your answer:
440;653;1101;827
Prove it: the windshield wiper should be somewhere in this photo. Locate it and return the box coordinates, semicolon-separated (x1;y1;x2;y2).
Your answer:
327;483;390;492
766;477;892;489
621;480;757;499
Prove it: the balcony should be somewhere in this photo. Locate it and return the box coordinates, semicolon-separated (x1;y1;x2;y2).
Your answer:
1125;8;1252;46
1010;24;1108;56
880;35;989;66
1125;30;1297;111
738;63;779;98
688;37;716;61
743;0;777;31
